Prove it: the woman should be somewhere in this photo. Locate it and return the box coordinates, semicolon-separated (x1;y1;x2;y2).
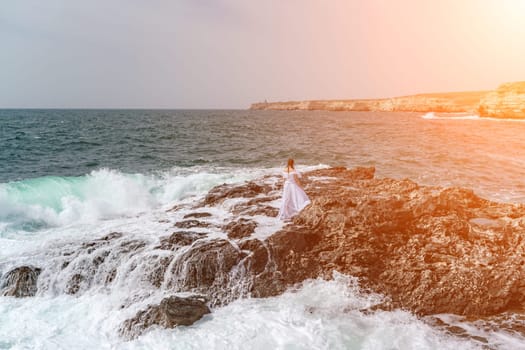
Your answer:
278;158;311;220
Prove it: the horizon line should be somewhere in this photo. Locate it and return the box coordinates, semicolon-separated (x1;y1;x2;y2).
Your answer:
0;107;248;111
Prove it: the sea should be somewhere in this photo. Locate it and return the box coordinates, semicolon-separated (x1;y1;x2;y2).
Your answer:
1;109;525;349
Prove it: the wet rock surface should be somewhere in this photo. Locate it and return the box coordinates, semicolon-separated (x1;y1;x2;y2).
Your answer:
38;232;151;295
174;220;211;229
120;295;210;339
192;166;525;318
223;218;258;239
183;212;212;219
1;266;42;297
202;181;273;206
156;231;207;250
166;239;247;305
254;167;525;317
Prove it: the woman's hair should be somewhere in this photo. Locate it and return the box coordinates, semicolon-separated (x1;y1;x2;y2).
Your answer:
287;158;295;169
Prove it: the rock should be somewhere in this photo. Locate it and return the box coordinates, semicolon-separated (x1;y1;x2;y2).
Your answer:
183;212;212;219
174;220;210;229
223;218;257;239
241;205;279;217
260;166;525;317
178;166;525;317
202;181;273;206
66;273;85;295
166;203;189;212
239;239;269;275
479;82;525;119
147;256;173;288
167;239;246;305
1;266;42;297
55;234;147;295
232;195;280;217
81;232;124;254
99;231;124;241
119;295;210;339
156;231;207;250
118;240;147;255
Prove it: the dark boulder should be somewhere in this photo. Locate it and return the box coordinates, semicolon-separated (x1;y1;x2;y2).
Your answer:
120;295;210;339
1;266;42;297
174;220;210;229
183;212;212;219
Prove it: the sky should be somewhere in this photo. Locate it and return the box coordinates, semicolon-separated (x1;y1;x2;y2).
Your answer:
1;0;525;109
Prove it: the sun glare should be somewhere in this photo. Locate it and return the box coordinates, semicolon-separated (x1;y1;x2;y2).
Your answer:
500;0;525;28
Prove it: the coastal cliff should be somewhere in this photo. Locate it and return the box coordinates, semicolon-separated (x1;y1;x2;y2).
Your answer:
250;81;525;119
479;82;525;119
251;91;486;114
3;167;525;338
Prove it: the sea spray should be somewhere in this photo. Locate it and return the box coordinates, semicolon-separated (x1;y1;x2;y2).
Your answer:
0;166;293;235
0;274;487;349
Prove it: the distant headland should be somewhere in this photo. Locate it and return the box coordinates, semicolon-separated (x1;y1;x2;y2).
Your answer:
250;81;525;119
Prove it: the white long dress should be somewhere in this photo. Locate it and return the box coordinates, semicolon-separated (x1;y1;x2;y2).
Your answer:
278;170;311;220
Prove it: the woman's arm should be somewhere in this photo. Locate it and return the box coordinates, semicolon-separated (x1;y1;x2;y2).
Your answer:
293;173;305;189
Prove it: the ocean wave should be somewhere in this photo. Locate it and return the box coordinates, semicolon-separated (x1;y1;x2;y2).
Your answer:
0;165;327;233
421;112;481;120
0;168;246;232
422;112;525;122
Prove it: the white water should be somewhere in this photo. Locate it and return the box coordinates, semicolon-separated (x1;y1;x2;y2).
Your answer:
0;165;523;349
0;274;488;350
0;167;273;234
421;112;525;122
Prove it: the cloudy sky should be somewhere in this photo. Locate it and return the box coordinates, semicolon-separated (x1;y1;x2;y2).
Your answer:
1;0;524;108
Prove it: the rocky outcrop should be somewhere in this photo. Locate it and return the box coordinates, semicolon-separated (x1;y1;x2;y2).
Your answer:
247;167;525;317
184;166;525;318
250;91;487;113
1;266;42;297
120;295;210;339
479;82;525;119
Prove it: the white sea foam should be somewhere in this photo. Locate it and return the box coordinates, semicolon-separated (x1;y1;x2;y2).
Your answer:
0;165;329;236
0;273;493;350
421;112;481;120
422;112;525;122
0;167;260;235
